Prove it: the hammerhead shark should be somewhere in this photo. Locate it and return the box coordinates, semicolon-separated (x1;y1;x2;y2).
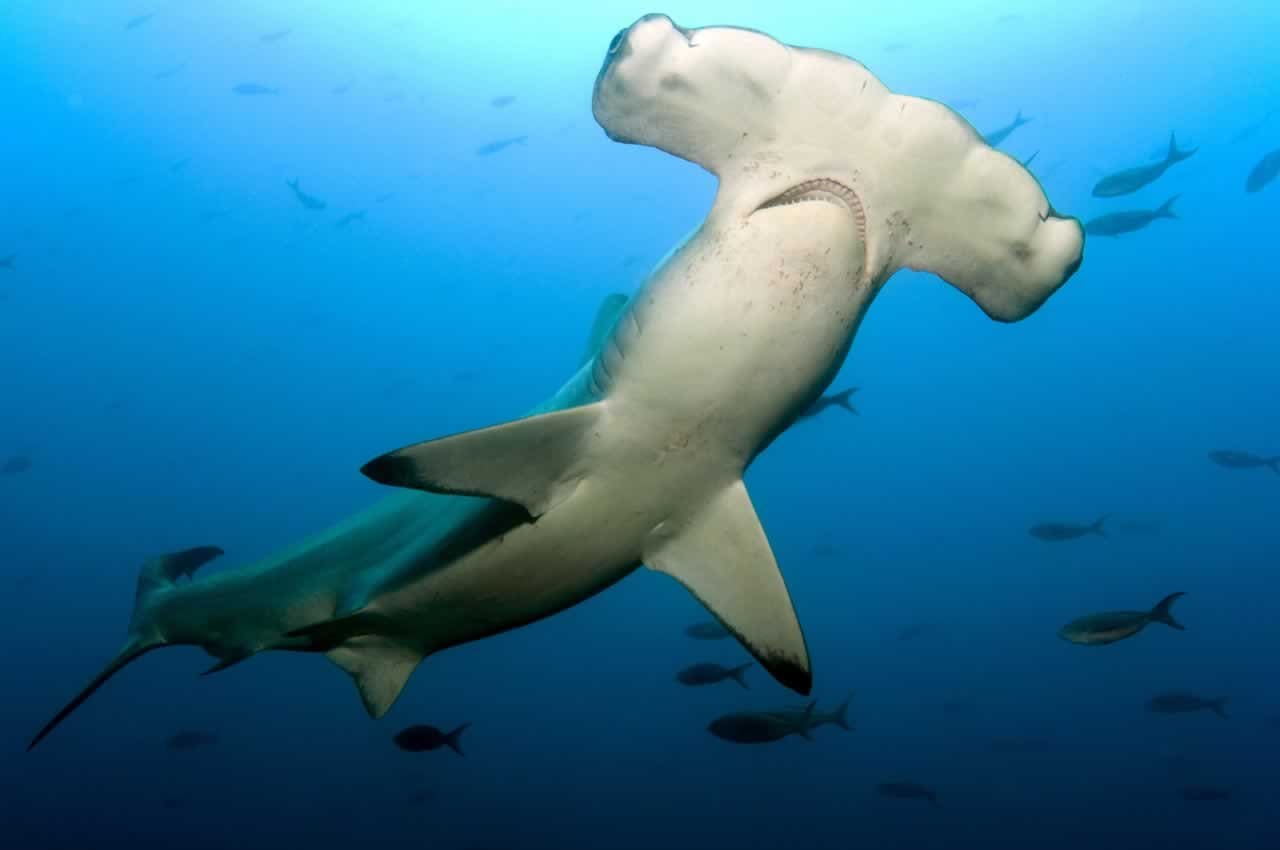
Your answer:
28;14;1083;750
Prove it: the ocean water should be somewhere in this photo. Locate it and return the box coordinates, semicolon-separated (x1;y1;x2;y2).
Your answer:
2;1;1278;848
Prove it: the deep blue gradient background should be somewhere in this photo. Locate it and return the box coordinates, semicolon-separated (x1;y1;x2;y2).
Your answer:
2;1;1277;848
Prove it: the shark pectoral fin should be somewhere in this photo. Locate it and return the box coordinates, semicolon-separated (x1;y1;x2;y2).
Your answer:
361;403;607;518
327;639;423;719
645;480;811;695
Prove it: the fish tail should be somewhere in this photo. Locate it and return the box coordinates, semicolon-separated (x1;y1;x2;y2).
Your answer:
1167;132;1197;164
1091;514;1109;536
728;663;753;689
832;692;854;731
1267;457;1280;475
1149;592;1186;631
1016;109;1030;126
1155;195;1180;219
286;177;299;190
1210;697;1229;719
444;722;470;756
833;387;859;415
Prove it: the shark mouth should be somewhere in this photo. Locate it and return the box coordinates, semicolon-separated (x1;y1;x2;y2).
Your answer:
756;178;868;245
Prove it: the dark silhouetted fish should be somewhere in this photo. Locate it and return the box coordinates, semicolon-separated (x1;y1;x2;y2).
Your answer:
1147;691;1228;719
490;95;517;108
1059;592;1185;646
1246;149;1280;193
877;781;938;804
285;178;327;211
2;453;32;475
1029;515;1107;541
393;723;469;755
1085;196;1178;237
0;254;14;271
983;111;1030;147
259;28;293;43
165;729;218;750
476;135;527;156
796;386;859;420
335;210;366;228
1208;449;1279;474
685;620;731;640
707;702;816;744
676;662;752;688
1092;134;1196;197
1181;786;1231;801
764;695;852;735
125;13;155;30
232;83;279;96
152;62;186;80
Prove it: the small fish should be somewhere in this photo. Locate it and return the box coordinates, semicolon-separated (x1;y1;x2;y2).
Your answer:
676;662;752;689
1147;691;1229;719
983;110;1030;147
285;178;327;211
707;702;816;744
684;620;731;640
1029;515;1107;541
1059;592;1186;646
1092;133;1196;197
796;386;859;420
165;729;218;750
152;62;187;80
0;254;15;271
476;135;528;156
125;13;155;30
1181;786;1231;801
393;723;469;755
1208;449;1280;474
2;453;32;475
259;28;293;43
877;781;938;805
1084;196;1179;237
169;156;191;174
490;95;517;108
1246;148;1280;193
335;210;366;228
232;83;279;96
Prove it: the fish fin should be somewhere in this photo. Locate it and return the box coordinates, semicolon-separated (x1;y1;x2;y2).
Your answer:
1267;458;1280;475
28;638;161;751
1149;592;1186;631
1155;195;1179;219
797;727;813;742
1091;515;1109;536
581;293;630;367
1210;698;1229;719
1016;109;1030;126
832;387;859;415
136;546;224;597
361;403;606;518
1167;132;1196;164
287;611;422;717
201;652;252;676
644;479;811;695
444;722;470;756
832;692;854;731
728;663;753;689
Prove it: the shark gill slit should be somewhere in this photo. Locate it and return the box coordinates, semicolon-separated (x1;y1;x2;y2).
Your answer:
757;178;867;244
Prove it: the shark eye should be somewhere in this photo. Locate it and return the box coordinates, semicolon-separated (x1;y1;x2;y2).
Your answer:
607;29;626;55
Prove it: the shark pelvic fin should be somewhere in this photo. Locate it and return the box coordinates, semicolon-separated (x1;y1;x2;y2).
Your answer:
361;403;606;518
645;479;811;695
286;611;421;718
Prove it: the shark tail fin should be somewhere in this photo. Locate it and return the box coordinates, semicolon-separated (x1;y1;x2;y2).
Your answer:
286;611;423;719
1210;697;1229;719
1167;132;1197;164
29;545;223;751
1155;195;1180;220
444;723;470;756
832;692;854;731
28;638;161;751
1091;515;1109;536
727;663;753;689
1149;592;1186;631
1016;109;1030;126
832;387;859;415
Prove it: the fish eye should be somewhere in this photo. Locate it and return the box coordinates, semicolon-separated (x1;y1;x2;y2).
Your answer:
607;29;626;55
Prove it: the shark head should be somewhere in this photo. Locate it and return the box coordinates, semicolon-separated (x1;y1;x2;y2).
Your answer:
593;14;1084;320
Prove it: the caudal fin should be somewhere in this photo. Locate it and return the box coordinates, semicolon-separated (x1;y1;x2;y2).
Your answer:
1167;132;1197;165
727;662;752;689
445;722;470;756
1155;195;1180;220
832;387;859;416
1149;592;1187;631
1267;457;1280;475
831;693;854;731
28;545;224;751
1091;515;1109;536
1015;109;1030;127
1209;697;1229;719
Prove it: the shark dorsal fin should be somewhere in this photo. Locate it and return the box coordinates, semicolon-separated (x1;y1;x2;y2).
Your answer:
644;479;811;694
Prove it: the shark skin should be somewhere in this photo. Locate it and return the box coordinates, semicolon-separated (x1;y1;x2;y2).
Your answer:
29;14;1083;750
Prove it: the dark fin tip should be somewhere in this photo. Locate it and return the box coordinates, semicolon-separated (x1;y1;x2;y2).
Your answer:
361;452;414;488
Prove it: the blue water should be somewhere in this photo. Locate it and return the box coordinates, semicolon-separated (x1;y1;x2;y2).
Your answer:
2;1;1278;848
